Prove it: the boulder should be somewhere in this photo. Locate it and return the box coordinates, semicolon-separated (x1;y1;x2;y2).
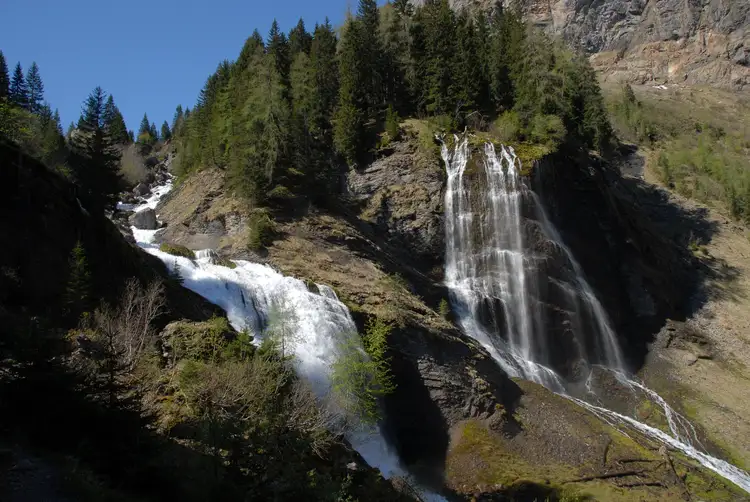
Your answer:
130;208;158;230
133;183;150;197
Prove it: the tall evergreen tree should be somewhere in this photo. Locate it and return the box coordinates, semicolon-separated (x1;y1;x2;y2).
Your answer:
150;122;159;141
333;20;365;164
172;104;184;134
288;18;312;56
357;0;384;114
267;20;291;95
161;121;172;141
0;51;9;101
138;113;150;136
102;95;129;144
310;19;339;125
9;63;28;109
64;241;91;320
25;62;44;113
70;86;122;212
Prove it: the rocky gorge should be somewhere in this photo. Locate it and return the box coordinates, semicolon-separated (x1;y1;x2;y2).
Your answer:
125;121;750;499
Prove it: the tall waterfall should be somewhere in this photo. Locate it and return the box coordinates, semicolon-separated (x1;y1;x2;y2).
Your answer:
127;179;445;501
441;136;750;493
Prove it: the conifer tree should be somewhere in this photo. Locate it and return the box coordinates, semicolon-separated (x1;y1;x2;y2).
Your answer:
25;62;44;113
64;240;91;320
357;0;384;114
0;51;9;101
172;104;184;134
268;19;291;92
69;86;122;212
138;113;151;137
333;20;365;164
161;121;171;141
9;63;28;109
150;122;159;141
102;95;129;144
288;18;312;56
310;19;339;123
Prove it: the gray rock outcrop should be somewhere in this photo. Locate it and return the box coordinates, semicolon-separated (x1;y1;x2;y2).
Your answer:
133;183;150;197
410;0;750;90
130;208;158;230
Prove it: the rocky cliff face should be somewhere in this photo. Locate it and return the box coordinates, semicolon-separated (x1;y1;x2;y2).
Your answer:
410;0;750;89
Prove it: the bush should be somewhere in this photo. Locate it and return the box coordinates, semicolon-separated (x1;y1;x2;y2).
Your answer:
118;144;148;187
330;317;395;425
267;185;295;201
247;209;275;251
167;316;234;363
159;243;196;259
493;111;522;143
385;105;400;142
529;114;566;148
438;298;450;319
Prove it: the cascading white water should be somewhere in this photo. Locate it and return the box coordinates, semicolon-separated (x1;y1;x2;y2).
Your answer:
441;135;750;493
126;179;444;501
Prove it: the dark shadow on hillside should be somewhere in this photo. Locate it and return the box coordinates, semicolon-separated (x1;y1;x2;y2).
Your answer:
535;145;738;373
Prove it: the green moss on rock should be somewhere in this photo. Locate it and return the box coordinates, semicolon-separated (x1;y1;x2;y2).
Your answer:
159;243;196;259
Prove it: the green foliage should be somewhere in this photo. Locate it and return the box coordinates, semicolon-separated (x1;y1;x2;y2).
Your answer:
529;114;566;149
0;50;8;100
384;104;400;142
102;95;130;144
608;86;750;223
247;209;276;250
64;241;91;319
69;86;123;212
159;243;196;259
330;317;396;425
493;111;522;143
9;62;28;109
167;316;234;363
438;298;450;319
25;62;44;113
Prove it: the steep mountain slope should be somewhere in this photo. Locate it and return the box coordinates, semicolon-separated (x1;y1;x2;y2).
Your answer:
153;128;748;499
411;0;750;89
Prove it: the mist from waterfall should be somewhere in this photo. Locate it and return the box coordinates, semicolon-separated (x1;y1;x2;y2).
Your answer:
441;135;750;493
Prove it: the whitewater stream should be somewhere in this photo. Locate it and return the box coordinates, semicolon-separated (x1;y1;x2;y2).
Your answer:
441;135;750;493
125;178;444;501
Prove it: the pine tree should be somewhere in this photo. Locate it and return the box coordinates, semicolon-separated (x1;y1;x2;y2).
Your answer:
138;113;150;136
357;0;384;114
0;51;9;101
25;62;44;113
311;19;339;123
150;122;159;141
64;240;91;319
268;20;291;95
102;95;129;144
333;20;365;164
9;63;28;109
69;86;122;212
172;104;184;134
288;18;312;56
161;121;171;141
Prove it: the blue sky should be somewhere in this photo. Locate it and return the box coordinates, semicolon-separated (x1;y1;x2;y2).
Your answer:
1;0;379;133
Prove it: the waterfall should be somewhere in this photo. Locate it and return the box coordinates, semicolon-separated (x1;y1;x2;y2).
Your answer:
127;177;445;501
441;136;750;493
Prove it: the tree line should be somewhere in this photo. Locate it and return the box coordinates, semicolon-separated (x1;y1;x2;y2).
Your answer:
172;0;613;206
0;50;177;213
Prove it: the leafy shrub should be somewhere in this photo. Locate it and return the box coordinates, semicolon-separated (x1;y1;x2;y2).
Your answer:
529;114;566;148
167;316;234;363
247;209;276;251
438;298;451;319
385;105;400;142
330;317;396;425
493;111;522;143
267;185;295;201
159;243;196;259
